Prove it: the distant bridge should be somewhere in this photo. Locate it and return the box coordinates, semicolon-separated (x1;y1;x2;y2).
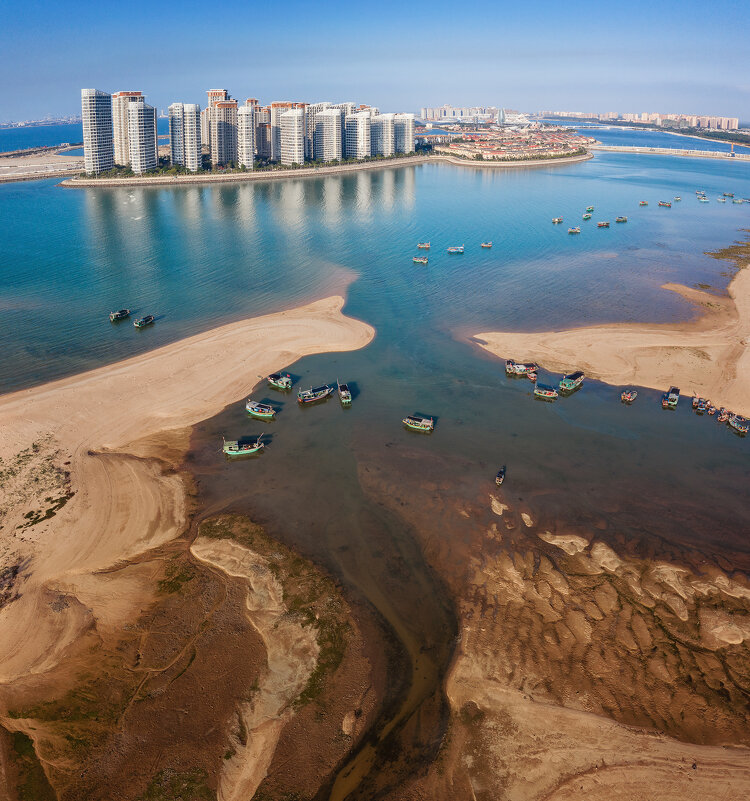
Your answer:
590;144;750;161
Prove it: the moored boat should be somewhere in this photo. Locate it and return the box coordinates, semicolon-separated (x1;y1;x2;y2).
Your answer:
582;213;592;220
732;198;743;204
413;256;428;264
559;371;584;392
222;435;264;457
717;408;729;423
696;398;707;414
615;216;627;223
337;379;352;406
658;201;672;207
513;361;539;376
495;466;506;486
297;384;334;404
717;197;726;202
620;388;638;403
552;217;563;224
109;308;130;322
728;415;748;435
699;197;710;203
417;241;431;249
534;384;558;401
597;221;610;228
267;373;292;391
245;400;276;420
585;206;594;212
403;415;434;432
134;314;154;328
673;196;681;202
661;386;680;409
527;371;537;382
723;192;734;198
447;245;465;253
639;201;648;206
568;227;580;234
505;358;516;375
481;242;493;248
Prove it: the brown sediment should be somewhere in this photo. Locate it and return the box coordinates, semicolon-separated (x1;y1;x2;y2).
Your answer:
473;249;750;417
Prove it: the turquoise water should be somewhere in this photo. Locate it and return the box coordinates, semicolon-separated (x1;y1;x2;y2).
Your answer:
572;123;750;153
0;119;170;152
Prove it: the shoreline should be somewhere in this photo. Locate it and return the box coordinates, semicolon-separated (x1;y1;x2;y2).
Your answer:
472;265;750;417
590;144;750;161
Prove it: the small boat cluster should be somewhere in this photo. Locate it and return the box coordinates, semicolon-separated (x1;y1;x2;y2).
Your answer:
505;360;585;401
696;189;746;204
412;241;494;263
690;395;748;435
108;308;155;328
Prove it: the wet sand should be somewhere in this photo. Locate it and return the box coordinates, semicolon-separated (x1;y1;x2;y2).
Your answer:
473;265;750;416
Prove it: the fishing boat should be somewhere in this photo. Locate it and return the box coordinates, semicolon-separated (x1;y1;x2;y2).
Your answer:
513;362;539;376
723;192;734;198
568;227;580;234
447;245;465;254
417;242;430;249
297;385;333;404
728;415;748;435
109;308;130;322
582;213;592;220
245;400;276;420
505;359;517;375
403;415;434;432
552;217;563;224
615;216;628;223
586;206;594;212
732;198;744;204
266;373;292;391
695;190;705;195
413;256;428;264
717;408;729;423
337;379;352;406
639;201;648;206
495;466;506;486
658;201;672;207
699;197;710;203
222;435;264;457
527;372;537;382
696;398;707;414
620;389;638;403
559;371;584;392
718;197;727;203
597;221;610;228
534;384;558;401
661;386;680;409
673;196;681;202
706;402;716;416
134;315;154;328
481;242;493;248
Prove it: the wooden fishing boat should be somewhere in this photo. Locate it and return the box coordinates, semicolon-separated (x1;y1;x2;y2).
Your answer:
639;201;648;206
403;415;434;432
134;314;154;328
586;206;594;212
513;362;539;376
673;196;681;202
717;408;729;423
597;221;610;228
582;213;592;220
699;197;710;203
732;198;744;204
621;389;638;403
728;415;748;435
559;371;584;392
245;400;276;420
337;379;352;406
661;386;680;409
706;402;716;416
495;466;506;486
527;372;537;382
723;192;734;198
447;245;465;254
615;216;628;223
222;435;264;457
534;384;558;401
505;358;516;375
717;197;726;202
568;227;581;234
417;242;430;249
481;242;493;248
696;398;707;414
552;217;563;224
658;201;672;207
413;256;428;264
297;385;333;404
266;373;292;391
109;308;130;322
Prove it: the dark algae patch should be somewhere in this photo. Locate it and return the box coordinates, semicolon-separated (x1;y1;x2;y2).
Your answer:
138;768;213;801
2;728;57;801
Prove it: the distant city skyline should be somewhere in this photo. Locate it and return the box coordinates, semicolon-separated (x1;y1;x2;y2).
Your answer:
2;0;750;123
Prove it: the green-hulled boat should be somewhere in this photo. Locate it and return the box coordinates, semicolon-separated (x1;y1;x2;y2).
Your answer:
222;435;264;457
245;400;276;420
338;379;352;406
582;213;592;220
266;373;292;391
403;415;434;432
559;371;584;392
586;206;594;212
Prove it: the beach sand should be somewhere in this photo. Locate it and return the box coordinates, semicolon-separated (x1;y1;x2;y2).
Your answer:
473;265;750;416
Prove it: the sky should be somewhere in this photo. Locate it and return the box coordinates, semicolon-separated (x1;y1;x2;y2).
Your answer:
1;0;749;122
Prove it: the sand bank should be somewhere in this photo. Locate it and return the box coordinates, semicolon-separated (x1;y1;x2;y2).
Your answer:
0;296;374;687
474;266;750;416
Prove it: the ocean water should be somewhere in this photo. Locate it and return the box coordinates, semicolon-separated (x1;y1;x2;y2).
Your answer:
571;123;750;154
0;119;170;152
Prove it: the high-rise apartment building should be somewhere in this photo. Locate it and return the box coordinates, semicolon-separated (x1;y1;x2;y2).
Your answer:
128;100;157;174
253;106;271;158
371;114;395;156
393;113;415;154
271;102;298;161
344;112;371;160
306;102;330;159
210;100;238;166
207;89;229;106
112;91;143;165
238;105;255;169
169;102;201;172
280;108;305;166
81;88;114;174
200;107;211;148
314;108;342;162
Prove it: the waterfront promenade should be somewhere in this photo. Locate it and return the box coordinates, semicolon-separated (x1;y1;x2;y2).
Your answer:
591;144;750;161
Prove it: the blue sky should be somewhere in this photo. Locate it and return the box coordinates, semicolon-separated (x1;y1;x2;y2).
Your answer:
1;0;749;121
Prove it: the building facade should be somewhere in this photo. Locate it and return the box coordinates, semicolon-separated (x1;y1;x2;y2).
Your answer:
200;107;211;148
168;102;185;166
81;88;114;174
112;91;143;165
210;100;238;166
314;108;342;162
238;105;255;169
393;113;415;154
280;108;305;165
371;113;395;156
344;111;371;159
128;100;157;174
271;102;297;161
170;102;201;172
